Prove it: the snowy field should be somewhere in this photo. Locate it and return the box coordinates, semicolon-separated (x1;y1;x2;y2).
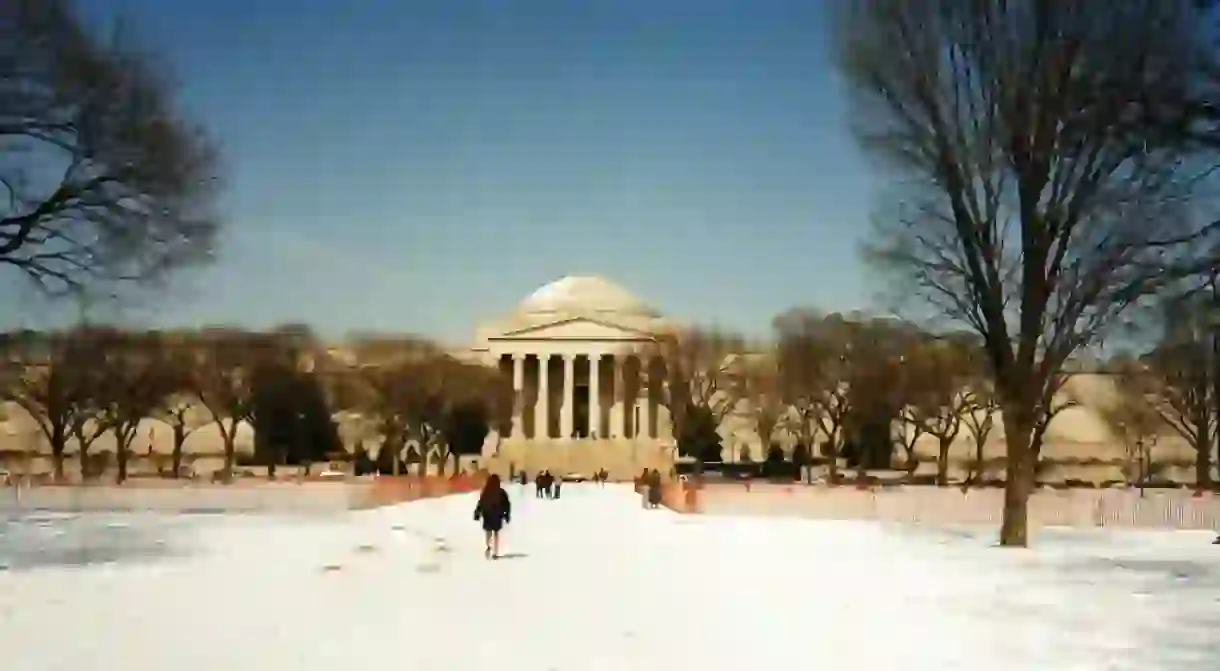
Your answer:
2;484;1219;670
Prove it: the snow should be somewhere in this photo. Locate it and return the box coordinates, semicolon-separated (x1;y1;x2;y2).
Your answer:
2;484;1219;670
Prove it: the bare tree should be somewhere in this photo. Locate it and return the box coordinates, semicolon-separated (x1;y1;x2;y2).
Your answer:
1099;358;1164;494
348;340;447;476
639;327;745;473
836;1;1220;545
153;339;208;478
193;330;267;481
838;320;913;481
66;358;108;480
775;310;852;484
0;329;95;479
434;358;513;475
893;413;926;479
95;331;175;483
901;337;980;485
1139;301;1217;488
353;365;410;475
0;0;221;298
960;388;998;488
732;350;787;461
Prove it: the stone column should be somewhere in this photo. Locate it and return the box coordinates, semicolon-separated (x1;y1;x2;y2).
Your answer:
510;354;525;439
610;356;623;439
536;354;550;439
588;354;601;439
560;354;575;439
639;357;652;440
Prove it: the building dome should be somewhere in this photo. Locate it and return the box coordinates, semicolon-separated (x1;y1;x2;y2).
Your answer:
517;275;656;316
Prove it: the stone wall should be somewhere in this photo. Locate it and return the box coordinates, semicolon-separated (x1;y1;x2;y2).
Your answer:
0;475;488;515
690;484;1220;530
1;481;361;514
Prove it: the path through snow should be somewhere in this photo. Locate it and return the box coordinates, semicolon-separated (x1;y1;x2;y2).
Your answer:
2;484;1218;670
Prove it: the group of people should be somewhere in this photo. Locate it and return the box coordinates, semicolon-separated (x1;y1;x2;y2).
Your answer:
527;470;562;499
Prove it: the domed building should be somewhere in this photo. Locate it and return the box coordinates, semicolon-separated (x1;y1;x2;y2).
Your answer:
463;275;1208;485
469;275;678;477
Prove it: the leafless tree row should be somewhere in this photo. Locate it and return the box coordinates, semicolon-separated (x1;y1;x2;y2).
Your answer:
0;327;512;483
649;311;1217;499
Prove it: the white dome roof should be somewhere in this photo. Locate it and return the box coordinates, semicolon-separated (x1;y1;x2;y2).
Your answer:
518;275;655;315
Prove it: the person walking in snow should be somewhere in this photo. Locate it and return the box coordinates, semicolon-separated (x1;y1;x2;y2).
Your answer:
646;469;663;509
474;474;512;559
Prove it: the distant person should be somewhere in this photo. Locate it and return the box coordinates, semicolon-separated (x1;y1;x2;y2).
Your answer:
473;474;512;560
646;469;662;509
554;476;563;499
535;472;546;498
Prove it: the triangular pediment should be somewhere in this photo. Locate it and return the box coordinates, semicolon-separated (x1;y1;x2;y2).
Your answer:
494;316;655;341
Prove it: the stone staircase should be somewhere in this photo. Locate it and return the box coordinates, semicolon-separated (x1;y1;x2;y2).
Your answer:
481;439;675;481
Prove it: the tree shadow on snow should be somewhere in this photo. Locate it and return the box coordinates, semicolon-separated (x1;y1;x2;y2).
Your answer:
0;513;195;572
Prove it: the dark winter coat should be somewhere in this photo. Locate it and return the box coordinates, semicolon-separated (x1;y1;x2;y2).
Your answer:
647;477;662;506
474;488;512;532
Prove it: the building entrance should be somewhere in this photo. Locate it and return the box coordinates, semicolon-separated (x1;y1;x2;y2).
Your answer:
574;383;590;438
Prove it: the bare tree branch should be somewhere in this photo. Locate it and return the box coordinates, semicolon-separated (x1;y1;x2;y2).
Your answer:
837;0;1220;546
0;0;221;299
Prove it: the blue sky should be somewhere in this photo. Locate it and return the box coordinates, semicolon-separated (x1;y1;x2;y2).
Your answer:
5;0;883;343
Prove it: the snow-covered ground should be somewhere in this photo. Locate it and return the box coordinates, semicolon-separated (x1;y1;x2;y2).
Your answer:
2;484;1218;670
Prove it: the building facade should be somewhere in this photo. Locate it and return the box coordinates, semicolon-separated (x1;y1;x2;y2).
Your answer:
466;275;1210;484
468;275;678;478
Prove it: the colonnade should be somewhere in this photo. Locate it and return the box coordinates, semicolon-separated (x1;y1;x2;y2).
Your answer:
500;353;659;441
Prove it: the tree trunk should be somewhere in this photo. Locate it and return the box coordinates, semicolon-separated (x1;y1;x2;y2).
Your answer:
221;428;236;483
384;437;398;476
999;410;1036;547
171;425;185;478
901;438;919;478
50;431;66;482
825;442;839;486
972;438;985;488
78;439;90;481
936;437;952;487
1196;438;1213;491
116;433;130;484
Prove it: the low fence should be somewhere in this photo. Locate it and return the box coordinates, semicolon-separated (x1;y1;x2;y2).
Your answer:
634;478;699;514
0;473;490;514
678;482;1220;530
357;473;487;509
